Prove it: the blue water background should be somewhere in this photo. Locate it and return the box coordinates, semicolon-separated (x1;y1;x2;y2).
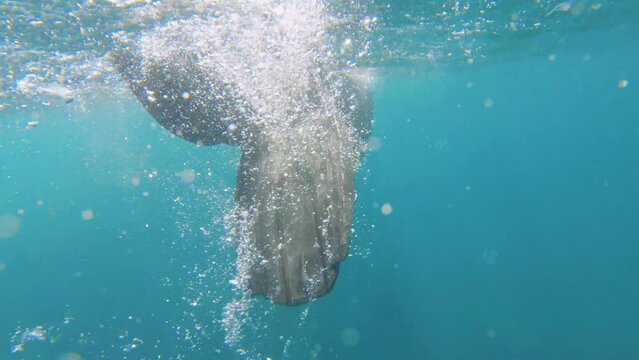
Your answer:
1;8;639;360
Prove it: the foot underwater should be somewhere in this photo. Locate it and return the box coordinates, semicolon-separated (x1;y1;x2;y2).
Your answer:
113;12;373;305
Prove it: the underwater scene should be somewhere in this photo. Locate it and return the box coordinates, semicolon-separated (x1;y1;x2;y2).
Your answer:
1;0;638;359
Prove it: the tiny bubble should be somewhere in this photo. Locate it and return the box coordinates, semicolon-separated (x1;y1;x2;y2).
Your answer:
483;99;494;108
81;209;94;221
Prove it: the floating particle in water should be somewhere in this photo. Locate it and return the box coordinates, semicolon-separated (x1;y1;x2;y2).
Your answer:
569;2;585;16
380;203;393;215
434;138;449;152
26;121;39;129
122;338;143;353
182;91;191;100
618;79;629;89
367;136;382;152
486;329;497;339
546;1;572;16
0;214;21;239
481;248;499;265
548;54;557;62
340;327;360;347
0;263;6;272
17;209;25;215
592;3;603;10
465;185;472;191
142;191;150;197
483;99;494;108
175;169;197;184
37;200;44;206
466;82;473;88
131;177;141;186
81;210;94;221
58;352;83;360
582;54;591;61
309;343;322;360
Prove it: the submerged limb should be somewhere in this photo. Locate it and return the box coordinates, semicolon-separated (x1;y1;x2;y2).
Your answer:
113;20;373;306
234;136;355;305
112;47;256;146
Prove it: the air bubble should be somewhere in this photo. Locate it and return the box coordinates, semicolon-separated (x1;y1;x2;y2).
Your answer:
81;210;94;221
175;169;197;183
0;214;21;239
58;352;83;360
381;203;393;215
340;327;360;347
483;99;494;108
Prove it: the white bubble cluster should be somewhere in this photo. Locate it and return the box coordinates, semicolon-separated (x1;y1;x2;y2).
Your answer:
11;325;48;353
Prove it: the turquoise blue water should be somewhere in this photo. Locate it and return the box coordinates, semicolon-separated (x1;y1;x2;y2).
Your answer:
2;1;639;359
